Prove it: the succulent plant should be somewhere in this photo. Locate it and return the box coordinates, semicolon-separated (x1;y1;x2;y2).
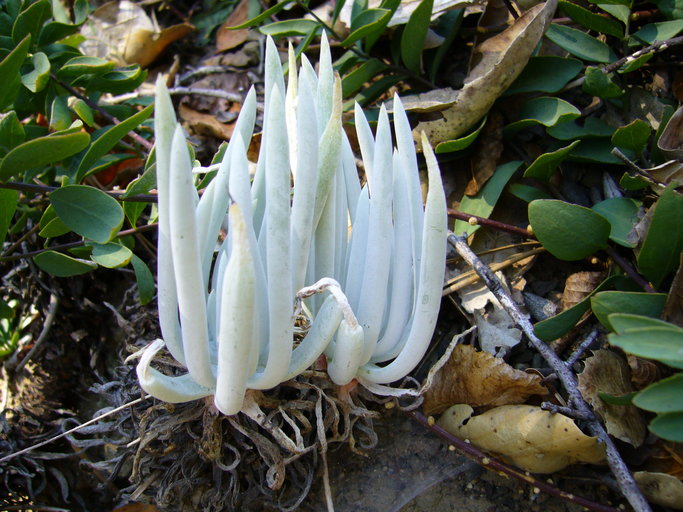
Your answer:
136;35;447;415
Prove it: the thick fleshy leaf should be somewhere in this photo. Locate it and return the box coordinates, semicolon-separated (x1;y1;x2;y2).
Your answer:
57;55;115;78
0;111;25;156
582;66;623;98
637;186;683;287
34;250;97;277
592;291;667;331
508;183;552;203
435;117;486;153
631;19;683;44
547;117;614;140
12;0;51;46
50;185;124;243
591;197;640;247
528;199;611;260
609;313;683;334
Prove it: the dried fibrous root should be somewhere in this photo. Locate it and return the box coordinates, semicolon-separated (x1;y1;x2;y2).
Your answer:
126;370;383;512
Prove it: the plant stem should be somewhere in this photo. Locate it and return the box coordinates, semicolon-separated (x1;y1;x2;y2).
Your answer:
604;246;657;293
448;208;534;239
0;181;158;203
410;411;621;512
0;223;158;264
448;233;652;512
50;73;153;151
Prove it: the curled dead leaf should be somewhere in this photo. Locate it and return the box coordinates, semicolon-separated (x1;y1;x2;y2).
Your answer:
80;0;193;68
658;105;683;160
412;0;558;143
578;350;646;447
438;404;606;473
635;471;683;510
217;0;250;52
423;344;547;415
561;271;605;311
179;103;236;140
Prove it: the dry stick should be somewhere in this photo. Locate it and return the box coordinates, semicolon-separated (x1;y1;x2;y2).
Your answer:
13;293;59;374
0;396;147;464
448;233;652;512
0;223;158;263
168;87;244;103
0;181;158;203
603;246;657;293
51;73;153;151
565;327;601;368
447;208;532;239
410;411;620;512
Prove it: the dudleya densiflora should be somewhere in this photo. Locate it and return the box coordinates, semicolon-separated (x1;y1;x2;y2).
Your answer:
136;35;447;415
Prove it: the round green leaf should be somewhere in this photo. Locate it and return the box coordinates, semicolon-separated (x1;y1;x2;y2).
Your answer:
528;199;611;260
34;250;97;277
508;183;552;203
524;141;580;182
56;56;115;78
609;327;683;366
50;185;124;243
611;119;651;154
609;313;683;334
21;51;50;93
505;56;583;95
591;197;640;247
582;66;623;98
633;374;683;413
545;23;616;63
592;291;667;331
0;130;91;181
504;97;581;136
648;412;683;442
632;19;683;45
90;242;133;268
259;19;319;37
546;117;614;140
637;186;683;287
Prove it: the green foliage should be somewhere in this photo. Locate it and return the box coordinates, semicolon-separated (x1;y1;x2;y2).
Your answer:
0;0;153;303
528;200;611;260
0;299;35;358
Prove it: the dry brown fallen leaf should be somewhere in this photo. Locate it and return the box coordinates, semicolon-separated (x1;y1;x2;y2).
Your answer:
561;271;605;311
658;105;683;160
113;504;160;512
635;472;683;510
410;0;557;144
80;0;193;68
216;0;250;52
577;350;647;448
423;344;547;415
464;110;504;196
438;404;606;473
179;103;236;140
645;160;683;187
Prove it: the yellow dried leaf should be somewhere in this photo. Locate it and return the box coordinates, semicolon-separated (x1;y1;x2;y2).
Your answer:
438;404;606;473
578;350;647;447
412;0;557;143
635;471;683;510
423;344;547;415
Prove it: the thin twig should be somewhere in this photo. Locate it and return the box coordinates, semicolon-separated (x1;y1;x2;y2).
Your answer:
610;148;666;188
604;246;657;293
1;223;40;258
448;209;534;239
565;327;601;367
448;233;652;512
0;224;158;264
604;35;683;74
0;181;158;203
0;396;147;464
541;402;592;421
13;293;59;374
168;87;244;103
410;411;620;512
50;73;153;151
